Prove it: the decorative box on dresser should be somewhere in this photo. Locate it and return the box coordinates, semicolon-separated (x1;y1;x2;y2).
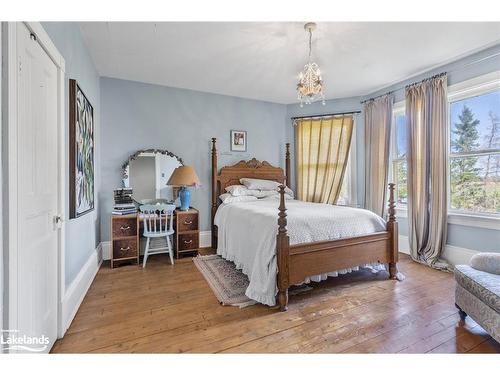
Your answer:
111;214;139;268
175;208;199;259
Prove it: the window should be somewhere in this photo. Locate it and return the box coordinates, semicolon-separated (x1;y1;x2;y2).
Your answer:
449;87;500;215
390;103;408;208
387;72;500;225
337;122;358;206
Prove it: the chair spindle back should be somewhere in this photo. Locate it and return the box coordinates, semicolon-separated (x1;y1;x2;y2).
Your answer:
139;204;175;236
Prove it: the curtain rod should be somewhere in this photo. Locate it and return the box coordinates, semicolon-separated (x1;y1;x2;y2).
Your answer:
360;91;394;104
360;50;500;105
360;71;447;104
291;110;361;121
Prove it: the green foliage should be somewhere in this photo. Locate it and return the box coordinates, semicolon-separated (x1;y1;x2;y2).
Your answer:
395;160;407;205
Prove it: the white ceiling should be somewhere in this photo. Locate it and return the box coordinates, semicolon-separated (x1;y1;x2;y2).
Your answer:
79;22;500;104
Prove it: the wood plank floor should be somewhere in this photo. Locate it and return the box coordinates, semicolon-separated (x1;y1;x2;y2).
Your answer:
52;251;500;353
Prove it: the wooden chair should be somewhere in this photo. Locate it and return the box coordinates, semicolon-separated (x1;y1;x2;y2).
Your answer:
139;204;176;267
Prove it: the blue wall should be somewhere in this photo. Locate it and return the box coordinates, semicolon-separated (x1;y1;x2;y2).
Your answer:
41;23;101;287
286;44;500;253
100;77;287;240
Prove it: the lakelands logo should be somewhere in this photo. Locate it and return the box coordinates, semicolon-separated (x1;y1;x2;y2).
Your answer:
1;330;49;353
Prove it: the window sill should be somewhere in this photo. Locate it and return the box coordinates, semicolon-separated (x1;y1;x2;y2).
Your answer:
447;213;499;230
392;209;498;230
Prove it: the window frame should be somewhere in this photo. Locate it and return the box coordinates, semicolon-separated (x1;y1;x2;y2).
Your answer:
337;118;358;207
447;71;500;220
389;101;408;216
387;71;500;227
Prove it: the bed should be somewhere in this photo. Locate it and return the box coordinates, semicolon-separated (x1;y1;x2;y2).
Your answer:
210;138;399;311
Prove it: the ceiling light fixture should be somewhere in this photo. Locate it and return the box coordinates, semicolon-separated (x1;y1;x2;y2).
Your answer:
297;22;326;107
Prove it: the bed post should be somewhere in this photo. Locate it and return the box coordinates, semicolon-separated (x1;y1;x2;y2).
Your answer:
277;185;290;311
387;183;399;279
285;143;291;188
211;138;218;249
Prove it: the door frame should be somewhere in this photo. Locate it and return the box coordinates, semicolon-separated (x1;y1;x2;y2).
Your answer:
3;21;67;345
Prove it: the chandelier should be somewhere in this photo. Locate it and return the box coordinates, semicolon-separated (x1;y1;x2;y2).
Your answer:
297;22;326;107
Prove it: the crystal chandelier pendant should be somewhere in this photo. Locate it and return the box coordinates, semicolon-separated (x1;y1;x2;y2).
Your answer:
297;23;326;107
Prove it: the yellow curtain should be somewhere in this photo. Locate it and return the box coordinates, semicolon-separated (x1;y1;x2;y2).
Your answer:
296;115;354;204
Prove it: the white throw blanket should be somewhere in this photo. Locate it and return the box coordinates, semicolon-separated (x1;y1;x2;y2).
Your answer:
214;199;387;306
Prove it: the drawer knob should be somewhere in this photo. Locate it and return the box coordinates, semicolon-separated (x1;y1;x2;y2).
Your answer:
120;226;131;231
183;240;193;244
119;246;131;252
183;220;193;225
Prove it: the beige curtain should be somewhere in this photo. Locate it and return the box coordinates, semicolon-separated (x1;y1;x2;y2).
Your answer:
364;94;393;217
406;74;448;268
296;115;354;204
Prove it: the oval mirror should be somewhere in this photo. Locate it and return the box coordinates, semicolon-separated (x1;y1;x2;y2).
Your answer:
122;149;183;204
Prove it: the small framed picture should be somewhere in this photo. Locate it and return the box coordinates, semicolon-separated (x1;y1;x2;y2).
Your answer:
230;130;247;152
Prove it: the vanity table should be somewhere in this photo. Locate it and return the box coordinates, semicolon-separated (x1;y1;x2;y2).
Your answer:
110;148;200;268
110;208;200;268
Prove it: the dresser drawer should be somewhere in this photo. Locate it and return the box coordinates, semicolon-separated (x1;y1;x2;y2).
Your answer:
112;217;137;238
178;233;199;251
113;238;138;259
177;213;198;232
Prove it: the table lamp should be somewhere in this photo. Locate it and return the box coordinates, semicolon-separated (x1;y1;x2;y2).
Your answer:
167;165;200;211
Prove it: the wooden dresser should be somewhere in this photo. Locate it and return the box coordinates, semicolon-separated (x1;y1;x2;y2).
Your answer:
175;208;199;259
110;214;139;268
110;208;200;267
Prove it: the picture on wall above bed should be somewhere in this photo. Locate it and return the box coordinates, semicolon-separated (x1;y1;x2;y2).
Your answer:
230;130;247;152
69;79;95;218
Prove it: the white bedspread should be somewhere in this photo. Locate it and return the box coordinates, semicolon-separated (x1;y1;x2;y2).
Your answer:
214;199;387;306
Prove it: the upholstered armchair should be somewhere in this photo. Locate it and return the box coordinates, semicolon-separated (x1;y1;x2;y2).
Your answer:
455;253;500;343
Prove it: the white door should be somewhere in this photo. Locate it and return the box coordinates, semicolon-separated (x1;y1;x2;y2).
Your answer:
16;23;59;353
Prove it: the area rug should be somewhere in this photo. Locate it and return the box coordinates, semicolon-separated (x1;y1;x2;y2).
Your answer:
193;254;312;308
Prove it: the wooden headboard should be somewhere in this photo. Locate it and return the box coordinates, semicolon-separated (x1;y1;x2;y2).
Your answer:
210;138;290;248
218;159;286;193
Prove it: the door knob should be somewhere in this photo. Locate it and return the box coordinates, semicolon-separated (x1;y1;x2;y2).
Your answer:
53;215;63;229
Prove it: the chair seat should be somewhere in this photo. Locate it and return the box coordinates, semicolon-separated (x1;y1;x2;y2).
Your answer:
143;230;174;238
455;265;500;314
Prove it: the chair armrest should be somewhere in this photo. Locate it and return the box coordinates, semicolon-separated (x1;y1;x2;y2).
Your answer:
470;252;500;275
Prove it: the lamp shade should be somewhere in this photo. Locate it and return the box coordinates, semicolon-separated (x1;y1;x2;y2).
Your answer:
167;165;200;187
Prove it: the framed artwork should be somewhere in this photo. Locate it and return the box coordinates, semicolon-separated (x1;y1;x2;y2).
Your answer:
230;130;247;152
69;79;95;218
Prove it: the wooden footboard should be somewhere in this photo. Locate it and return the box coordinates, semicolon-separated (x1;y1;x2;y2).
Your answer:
276;184;399;311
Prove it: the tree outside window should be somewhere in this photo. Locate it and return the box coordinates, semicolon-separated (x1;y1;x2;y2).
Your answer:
391;110;408;207
450;90;500;214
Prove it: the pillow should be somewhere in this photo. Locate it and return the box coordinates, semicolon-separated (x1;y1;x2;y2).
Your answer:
225;185;259;196
470;253;500;275
279;186;294;198
254;190;280;198
219;193;258;204
240;178;281;191
261;194;294;200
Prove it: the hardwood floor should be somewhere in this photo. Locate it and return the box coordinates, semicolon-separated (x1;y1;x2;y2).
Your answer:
52;251;500;353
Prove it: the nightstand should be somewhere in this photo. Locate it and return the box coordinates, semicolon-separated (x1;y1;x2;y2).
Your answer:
175;208;199;258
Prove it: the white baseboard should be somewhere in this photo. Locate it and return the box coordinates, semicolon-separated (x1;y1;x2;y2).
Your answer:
398;234;478;266
199;230;211;248
101;241;111;261
60;243;102;337
101;231;213;261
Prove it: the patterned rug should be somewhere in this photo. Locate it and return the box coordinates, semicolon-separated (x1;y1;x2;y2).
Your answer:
193;254;312;308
